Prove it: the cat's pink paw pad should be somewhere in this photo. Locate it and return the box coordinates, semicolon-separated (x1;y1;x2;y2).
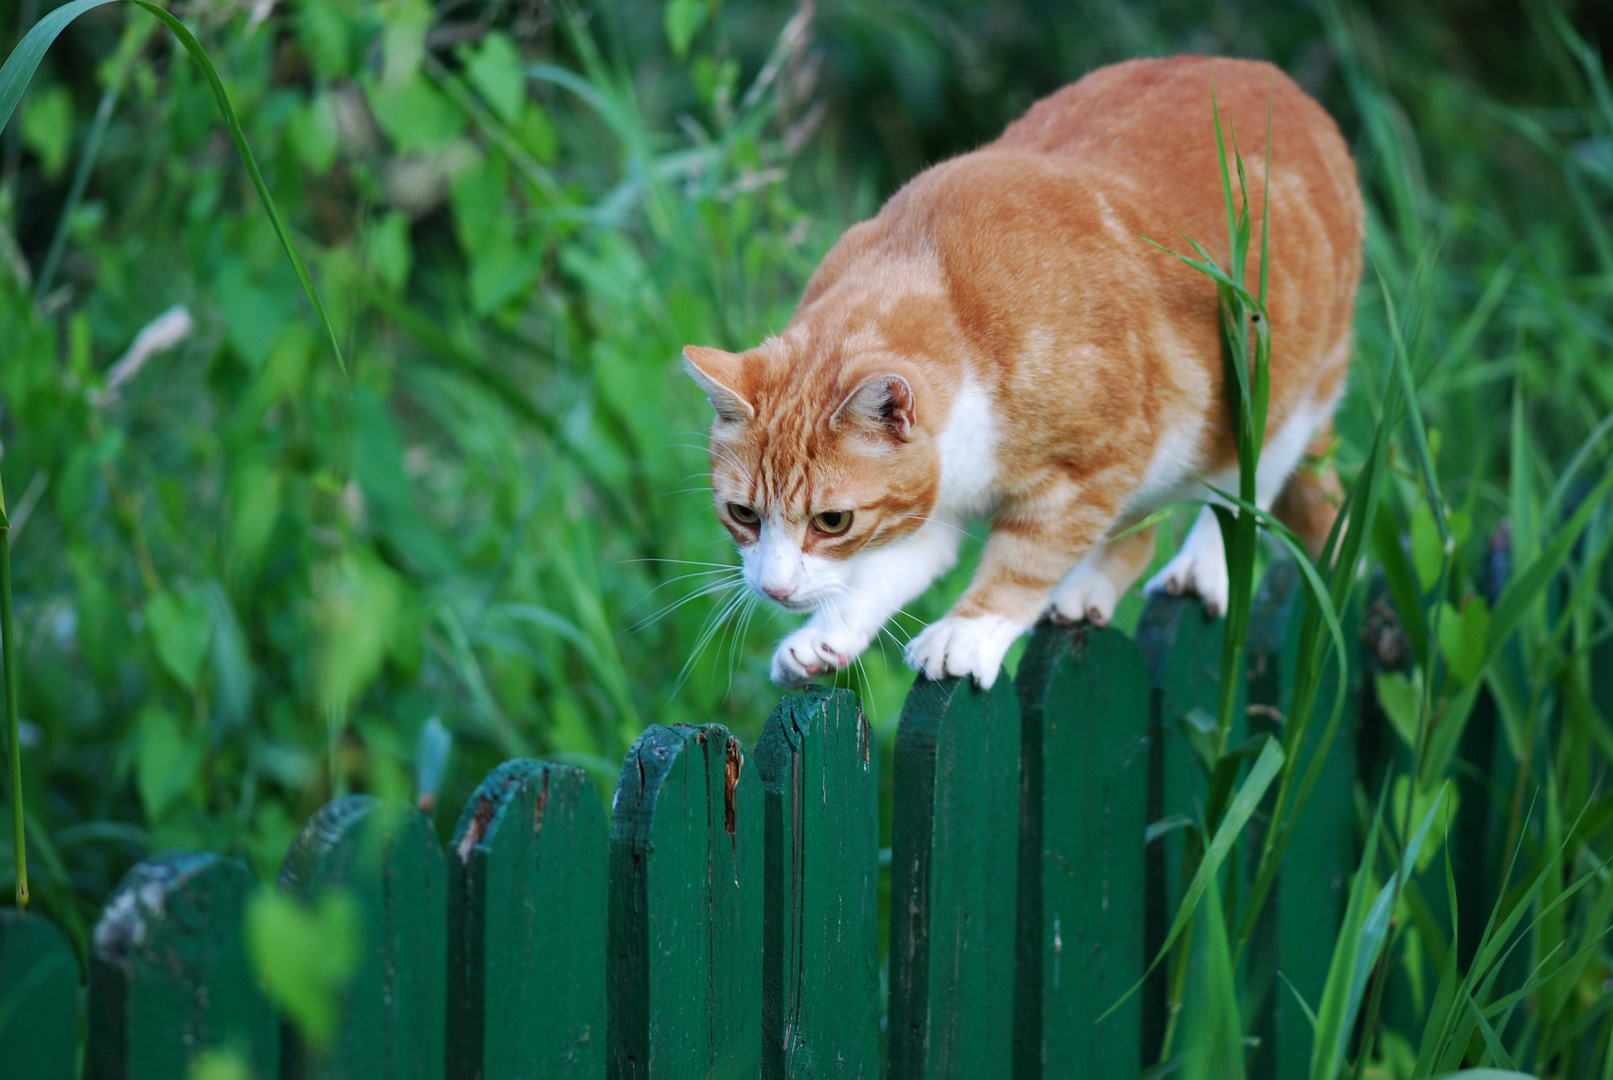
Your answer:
905;615;1024;689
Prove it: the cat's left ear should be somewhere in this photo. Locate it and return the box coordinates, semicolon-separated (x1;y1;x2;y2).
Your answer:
831;374;916;441
682;346;755;424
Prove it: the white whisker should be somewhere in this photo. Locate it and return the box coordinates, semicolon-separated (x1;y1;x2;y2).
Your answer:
629;577;746;633
670;588;750;701
627;569;745;616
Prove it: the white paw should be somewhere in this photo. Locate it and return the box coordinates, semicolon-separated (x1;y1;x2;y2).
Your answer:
1050;560;1120;626
1144;512;1229;616
904;614;1024;689
770;623;870;687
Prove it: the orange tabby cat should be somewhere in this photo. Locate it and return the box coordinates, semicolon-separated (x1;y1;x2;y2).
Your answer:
684;56;1362;688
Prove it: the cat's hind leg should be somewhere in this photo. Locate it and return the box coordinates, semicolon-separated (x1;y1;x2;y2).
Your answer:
1145;506;1231;614
1272;428;1341;559
1048;525;1157;625
1145;398;1334;615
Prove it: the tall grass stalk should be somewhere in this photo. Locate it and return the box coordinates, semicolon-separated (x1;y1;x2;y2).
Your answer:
1;469;22;908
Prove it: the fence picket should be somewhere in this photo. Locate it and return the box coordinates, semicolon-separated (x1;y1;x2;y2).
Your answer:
1012;622;1149;1079
755;687;879;1079
278;796;447;1080
888;675;1019;1080
0;908;77;1080
1245;561;1360;1080
448;760;607;1080
85;852;276;1080
607;723;762;1080
1134;592;1237;1060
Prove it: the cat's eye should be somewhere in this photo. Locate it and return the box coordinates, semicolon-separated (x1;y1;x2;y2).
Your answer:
812;510;853;535
728;503;760;525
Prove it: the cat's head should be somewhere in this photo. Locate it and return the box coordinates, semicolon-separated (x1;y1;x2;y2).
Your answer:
683;343;940;611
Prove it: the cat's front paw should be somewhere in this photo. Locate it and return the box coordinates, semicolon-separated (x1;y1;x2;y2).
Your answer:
770;624;868;687
905;614;1024;689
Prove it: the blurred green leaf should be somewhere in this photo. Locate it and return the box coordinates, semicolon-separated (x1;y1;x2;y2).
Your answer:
449;152;512;251
516;103;558;164
287;93;339;175
1374;671;1421;750
247;887;360;1048
460;31;526;125
295;0;355;81
203;582;254;731
217;261;298;369
135;704;201;819
1411;502;1442;591
380;0;431;88
226;460;283;585
1392;774;1458;873
189;1049;252;1080
1437;596;1491;686
363;211;414;293
664;0;708;61
144;587;214;691
317;549;406;717
468;239;542;315
21;83;72;178
366;72;465;153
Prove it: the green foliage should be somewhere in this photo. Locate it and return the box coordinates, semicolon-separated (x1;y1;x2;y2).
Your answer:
246;886;360;1048
0;0;1610;1075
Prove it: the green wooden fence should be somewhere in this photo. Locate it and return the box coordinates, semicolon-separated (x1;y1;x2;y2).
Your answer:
1;563;1358;1079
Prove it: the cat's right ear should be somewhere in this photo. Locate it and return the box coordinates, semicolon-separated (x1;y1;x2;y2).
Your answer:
682;347;755;424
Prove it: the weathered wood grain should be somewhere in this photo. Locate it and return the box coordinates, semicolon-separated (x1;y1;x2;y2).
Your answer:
607;723;762;1080
755;687;879;1079
448;759;607;1080
888;675;1019;1080
86;852;276;1080
0;908;78;1080
1013;622;1149;1079
279;796;447;1080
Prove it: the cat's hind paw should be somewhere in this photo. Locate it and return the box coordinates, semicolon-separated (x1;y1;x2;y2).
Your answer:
1050;562;1121;626
770;624;865;687
905;614;1023;689
1144;514;1229;617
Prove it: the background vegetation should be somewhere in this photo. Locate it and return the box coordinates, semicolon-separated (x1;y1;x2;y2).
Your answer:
2;0;1613;1074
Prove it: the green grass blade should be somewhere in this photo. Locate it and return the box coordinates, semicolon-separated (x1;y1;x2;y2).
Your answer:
1310;789;1386;1080
1487;457;1613;660
1280;970;1320;1034
0;0;346;377
1375;252;1449;543
1350;786;1448;1008
1370;504;1431;666
1103;737;1285;1021
1242;348;1402;948
0;472;22;908
1191;873;1245;1080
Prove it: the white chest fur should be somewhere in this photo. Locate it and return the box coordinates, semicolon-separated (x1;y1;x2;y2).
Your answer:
935;377;1001;517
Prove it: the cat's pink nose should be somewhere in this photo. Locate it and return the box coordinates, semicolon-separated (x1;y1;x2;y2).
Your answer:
763;583;795;601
